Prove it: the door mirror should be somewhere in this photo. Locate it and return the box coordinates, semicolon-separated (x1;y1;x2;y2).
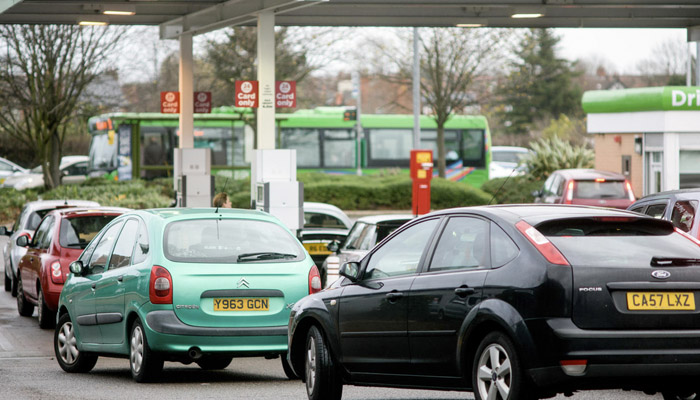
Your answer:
0;226;8;236
69;261;84;276
339;262;361;282
16;235;29;247
531;189;542;198
327;240;340;253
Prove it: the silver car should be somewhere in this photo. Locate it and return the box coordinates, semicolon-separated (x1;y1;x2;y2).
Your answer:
0;156;29;185
2;199;99;296
0;155;88;190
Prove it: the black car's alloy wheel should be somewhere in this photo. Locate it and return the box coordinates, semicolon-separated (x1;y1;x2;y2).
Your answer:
16;277;34;317
473;331;532;400
37;287;56;329
305;325;342;400
130;319;163;383
54;313;98;373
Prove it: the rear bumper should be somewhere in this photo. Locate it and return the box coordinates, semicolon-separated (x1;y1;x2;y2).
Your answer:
529;318;700;391
144;310;288;355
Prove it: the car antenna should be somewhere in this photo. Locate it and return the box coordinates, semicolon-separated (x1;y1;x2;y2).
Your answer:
64;199;68;206
487;169;516;206
215;177;229;213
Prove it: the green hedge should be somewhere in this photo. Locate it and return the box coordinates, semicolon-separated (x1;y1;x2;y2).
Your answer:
480;176;544;204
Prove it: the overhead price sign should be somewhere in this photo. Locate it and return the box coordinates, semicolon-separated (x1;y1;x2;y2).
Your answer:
276;81;297;108
160;91;180;114
235;81;259;108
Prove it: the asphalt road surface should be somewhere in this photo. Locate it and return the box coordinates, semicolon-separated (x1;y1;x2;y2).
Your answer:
0;234;663;400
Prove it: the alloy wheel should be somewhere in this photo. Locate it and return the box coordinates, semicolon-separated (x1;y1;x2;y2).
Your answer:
476;343;512;400
130;324;144;374
57;320;79;365
306;335;317;394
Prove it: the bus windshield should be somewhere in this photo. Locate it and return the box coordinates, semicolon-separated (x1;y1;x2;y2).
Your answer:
88;133;117;172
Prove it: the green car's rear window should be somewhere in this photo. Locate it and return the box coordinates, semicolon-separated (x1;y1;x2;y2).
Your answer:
164;219;304;263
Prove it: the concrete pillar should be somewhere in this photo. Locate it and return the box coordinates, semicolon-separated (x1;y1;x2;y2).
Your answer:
257;11;276;150
179;33;194;149
662;132;680;191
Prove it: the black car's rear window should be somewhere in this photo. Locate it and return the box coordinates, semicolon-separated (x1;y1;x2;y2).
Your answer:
60;215;118;249
574;180;627;199
164;219;304;263
538;218;700;267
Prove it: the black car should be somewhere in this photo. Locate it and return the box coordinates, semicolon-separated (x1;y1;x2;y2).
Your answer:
287;204;700;400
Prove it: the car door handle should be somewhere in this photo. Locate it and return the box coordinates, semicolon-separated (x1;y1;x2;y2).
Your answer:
91;283;96;290
385;291;404;302
117;275;124;282
454;286;475;297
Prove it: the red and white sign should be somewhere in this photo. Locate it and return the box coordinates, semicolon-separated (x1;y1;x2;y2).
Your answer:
194;91;212;113
235;80;259;108
160;91;180;114
275;81;296;108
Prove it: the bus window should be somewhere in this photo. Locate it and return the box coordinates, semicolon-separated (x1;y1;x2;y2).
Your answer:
323;129;355;168
88;133;117;173
366;129;412;167
420;130;461;164
281;128;321;168
192;127;233;166
141;128;170;179
462;129;485;168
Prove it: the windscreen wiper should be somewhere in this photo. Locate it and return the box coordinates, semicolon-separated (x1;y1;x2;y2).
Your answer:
651;257;700;266
237;252;297;262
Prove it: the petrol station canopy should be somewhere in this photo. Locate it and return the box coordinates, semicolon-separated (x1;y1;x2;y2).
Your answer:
1;1;700;39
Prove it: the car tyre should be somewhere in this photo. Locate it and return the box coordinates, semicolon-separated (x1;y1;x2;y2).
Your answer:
54;313;98;373
10;265;18;297
196;356;232;370
16;277;34;317
4;269;10;292
130;318;163;383
281;353;299;379
472;331;534;400
305;325;342;400
37;287;56;329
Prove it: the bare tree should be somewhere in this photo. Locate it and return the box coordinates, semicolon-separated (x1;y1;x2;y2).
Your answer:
636;38;693;85
0;25;125;189
362;28;512;178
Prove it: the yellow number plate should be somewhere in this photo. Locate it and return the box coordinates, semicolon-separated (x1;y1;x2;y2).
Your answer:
303;242;331;255
626;292;695;310
213;298;269;311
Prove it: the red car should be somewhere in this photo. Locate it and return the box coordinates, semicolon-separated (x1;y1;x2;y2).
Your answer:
16;207;129;328
533;168;636;209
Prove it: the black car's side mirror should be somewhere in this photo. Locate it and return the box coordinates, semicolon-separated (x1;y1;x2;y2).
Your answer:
339;262;361;282
327;241;340;253
0;226;9;236
69;261;84;276
16;235;29;247
531;189;542;198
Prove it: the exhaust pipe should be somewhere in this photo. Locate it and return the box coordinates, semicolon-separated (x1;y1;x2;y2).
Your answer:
188;347;202;360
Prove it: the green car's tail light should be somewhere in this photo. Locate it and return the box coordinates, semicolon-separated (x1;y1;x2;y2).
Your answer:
309;265;322;294
150;265;173;304
50;261;64;284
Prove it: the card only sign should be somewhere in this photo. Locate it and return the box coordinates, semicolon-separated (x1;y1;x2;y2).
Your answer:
235;81;258;108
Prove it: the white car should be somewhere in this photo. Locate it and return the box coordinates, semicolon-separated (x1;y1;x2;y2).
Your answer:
0;156;29;185
1;155;88;190
489;146;531;179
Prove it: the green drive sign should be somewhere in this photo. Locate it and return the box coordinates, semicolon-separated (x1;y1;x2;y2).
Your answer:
582;86;700;114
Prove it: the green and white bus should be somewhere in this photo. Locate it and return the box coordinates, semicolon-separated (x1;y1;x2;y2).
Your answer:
86;106;492;186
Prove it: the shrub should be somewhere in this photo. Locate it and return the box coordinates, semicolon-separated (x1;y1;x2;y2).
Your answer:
522;137;593;181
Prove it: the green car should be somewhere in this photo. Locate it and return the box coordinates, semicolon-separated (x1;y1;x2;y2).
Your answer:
54;208;321;382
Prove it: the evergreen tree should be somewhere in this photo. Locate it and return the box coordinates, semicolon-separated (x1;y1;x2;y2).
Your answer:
498;29;582;135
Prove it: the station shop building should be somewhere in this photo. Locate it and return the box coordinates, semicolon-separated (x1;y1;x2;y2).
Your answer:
584;86;700;198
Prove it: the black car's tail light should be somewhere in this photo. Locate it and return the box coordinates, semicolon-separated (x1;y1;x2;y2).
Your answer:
560;359;587;376
149;265;173;304
515;221;570;266
308;265;322;294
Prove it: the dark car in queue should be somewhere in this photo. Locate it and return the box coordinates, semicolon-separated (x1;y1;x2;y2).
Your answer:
321;214;413;288
300;202;352;285
287;204;700;400
628;189;700;239
15;207;128;328
2;200;100;297
533;169;636;209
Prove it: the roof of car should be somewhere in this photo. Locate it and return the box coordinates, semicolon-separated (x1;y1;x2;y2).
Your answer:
429;204;644;225
552;169;627;181
355;214;414;225
142;207;274;221
303;202;352;229
634;188;700;203
492;146;530;153
24;199;100;211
